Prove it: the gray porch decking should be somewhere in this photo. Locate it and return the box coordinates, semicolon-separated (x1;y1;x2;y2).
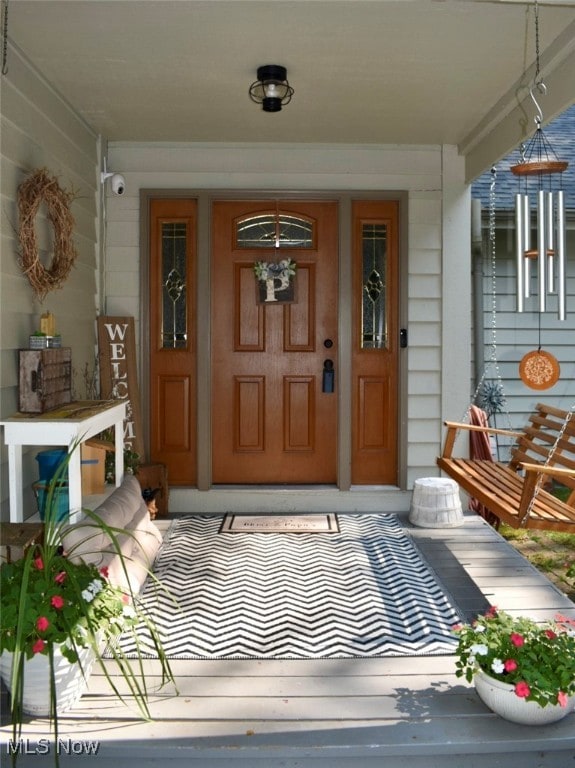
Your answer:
2;512;575;767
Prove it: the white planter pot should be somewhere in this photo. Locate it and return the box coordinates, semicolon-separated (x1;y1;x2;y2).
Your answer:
0;643;97;716
475;668;575;725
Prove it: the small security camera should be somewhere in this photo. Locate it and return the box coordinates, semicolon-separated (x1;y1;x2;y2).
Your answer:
101;163;126;196
111;173;126;196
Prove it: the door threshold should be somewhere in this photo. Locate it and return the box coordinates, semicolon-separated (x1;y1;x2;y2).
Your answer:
211;484;399;492
170;486;411;514
212;484;338;491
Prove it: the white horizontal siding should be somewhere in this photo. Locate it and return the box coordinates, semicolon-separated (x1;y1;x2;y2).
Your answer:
0;47;100;520
409;371;441;395
408;347;442;370
409;299;441;323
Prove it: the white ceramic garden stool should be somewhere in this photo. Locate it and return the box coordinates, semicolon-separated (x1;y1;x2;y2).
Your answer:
409;477;464;528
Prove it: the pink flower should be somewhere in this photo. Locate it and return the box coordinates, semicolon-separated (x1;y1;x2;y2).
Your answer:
51;595;65;609
54;571;67;584
510;633;524;647
34;557;44;570
99;566;109;579
515;681;531;698
557;691;568;708
36;616;50;632
504;659;518;672
486;606;498;618
545;629;557;640
32;639;45;654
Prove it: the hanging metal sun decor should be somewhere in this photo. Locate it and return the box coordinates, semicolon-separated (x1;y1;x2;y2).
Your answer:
511;1;569;321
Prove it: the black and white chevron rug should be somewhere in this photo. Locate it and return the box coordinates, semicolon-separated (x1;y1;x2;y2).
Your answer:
119;514;462;659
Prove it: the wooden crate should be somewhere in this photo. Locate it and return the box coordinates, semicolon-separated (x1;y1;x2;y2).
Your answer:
81;443;106;496
19;348;72;413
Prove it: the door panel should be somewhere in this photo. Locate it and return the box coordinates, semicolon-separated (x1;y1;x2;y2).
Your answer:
212;200;338;484
284;377;315;451
352;200;399;485
159;376;190;450
234;376;265;451
285;266;315;350
149;198;197;485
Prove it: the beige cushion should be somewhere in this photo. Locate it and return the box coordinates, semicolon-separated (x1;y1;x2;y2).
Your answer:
61;474;163;592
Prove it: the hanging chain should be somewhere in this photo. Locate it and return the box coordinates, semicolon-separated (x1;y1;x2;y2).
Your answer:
521;405;575;525
1;0;8;76
465;166;510;431
469;168;499;403
530;0;546;131
534;0;541;83
488;167;499;368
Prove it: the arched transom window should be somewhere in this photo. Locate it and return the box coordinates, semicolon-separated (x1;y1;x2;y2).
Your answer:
235;212;315;249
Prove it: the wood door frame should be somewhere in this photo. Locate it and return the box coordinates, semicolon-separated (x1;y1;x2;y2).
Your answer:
140;189;408;491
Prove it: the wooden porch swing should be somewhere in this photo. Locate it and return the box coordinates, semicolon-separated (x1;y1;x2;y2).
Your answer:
437;402;575;532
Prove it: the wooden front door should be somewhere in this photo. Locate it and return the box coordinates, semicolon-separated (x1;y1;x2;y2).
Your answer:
212;200;338;484
149;198;197;485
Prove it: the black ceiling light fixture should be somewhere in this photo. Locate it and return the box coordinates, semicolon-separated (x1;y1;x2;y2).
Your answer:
249;65;294;112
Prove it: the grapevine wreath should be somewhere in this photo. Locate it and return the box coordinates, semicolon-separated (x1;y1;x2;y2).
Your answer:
17;168;78;301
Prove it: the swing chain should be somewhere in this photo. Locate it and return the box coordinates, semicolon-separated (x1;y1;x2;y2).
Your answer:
521;405;575;525
463;166;510;434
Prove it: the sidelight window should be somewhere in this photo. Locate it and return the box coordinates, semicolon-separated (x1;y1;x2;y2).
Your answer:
361;223;387;349
161;222;188;348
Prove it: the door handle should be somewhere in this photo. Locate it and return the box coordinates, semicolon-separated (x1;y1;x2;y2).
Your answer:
322;359;335;393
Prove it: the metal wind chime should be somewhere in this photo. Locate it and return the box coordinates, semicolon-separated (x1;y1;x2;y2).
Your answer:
511;2;569;320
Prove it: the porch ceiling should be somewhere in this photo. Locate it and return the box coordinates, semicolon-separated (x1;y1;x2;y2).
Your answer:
6;0;575;181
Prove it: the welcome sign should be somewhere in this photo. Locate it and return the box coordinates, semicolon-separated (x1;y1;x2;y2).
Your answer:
97;316;144;460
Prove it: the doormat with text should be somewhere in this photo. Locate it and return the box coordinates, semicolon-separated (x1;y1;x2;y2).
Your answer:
220;513;339;533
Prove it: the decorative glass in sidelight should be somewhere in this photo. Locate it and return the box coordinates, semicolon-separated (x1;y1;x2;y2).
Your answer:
361;223;387;349
161;222;188;348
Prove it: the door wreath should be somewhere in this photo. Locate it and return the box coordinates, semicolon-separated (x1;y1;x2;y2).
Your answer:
17;168;78;301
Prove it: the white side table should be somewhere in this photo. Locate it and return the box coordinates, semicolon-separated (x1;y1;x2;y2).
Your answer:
1;400;126;523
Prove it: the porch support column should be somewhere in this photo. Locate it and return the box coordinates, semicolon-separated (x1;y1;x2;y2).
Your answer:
338;197;352;490
441;146;472;442
196;193;211;490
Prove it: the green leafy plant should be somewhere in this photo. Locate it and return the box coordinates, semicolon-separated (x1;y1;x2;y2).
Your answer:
96;426;140;481
453;606;575;708
0;551;136;660
0;448;175;766
104;445;140;482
